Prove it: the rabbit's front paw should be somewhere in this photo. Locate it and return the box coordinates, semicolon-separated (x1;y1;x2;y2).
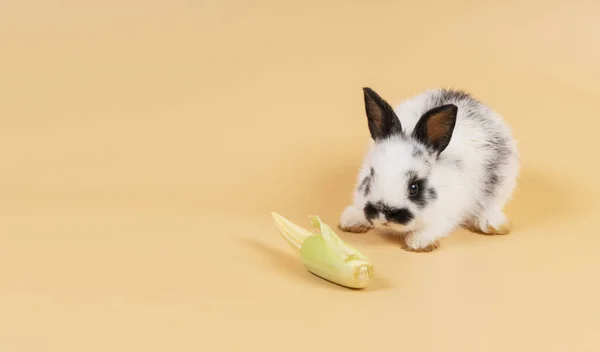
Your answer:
339;205;373;233
403;232;440;253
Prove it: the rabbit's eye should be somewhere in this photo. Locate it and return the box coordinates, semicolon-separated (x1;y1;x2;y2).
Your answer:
408;183;419;196
406;173;426;201
409;184;419;196
407;176;429;207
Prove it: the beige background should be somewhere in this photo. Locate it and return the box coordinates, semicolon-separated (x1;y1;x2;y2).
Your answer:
1;0;599;351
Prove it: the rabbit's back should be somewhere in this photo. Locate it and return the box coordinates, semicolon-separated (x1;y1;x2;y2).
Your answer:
393;88;520;214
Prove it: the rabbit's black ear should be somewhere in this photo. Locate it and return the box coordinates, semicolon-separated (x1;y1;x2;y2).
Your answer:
363;87;402;141
412;104;458;155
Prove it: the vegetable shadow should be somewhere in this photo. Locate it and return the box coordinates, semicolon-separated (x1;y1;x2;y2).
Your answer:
240;237;393;292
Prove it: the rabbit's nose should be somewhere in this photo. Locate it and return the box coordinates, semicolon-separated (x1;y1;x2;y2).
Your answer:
378;214;388;224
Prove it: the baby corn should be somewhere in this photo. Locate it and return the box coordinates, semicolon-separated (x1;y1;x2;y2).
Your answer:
270;212;374;289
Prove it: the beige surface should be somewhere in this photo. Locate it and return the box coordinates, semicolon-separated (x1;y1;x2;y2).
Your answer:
1;0;600;351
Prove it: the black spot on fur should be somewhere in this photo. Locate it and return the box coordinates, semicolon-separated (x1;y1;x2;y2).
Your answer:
407;178;428;208
405;170;418;180
454;159;464;171
483;134;512;198
363;202;378;222
429;88;476;109
486;172;499;191
406;173;438;209
386;208;414;225
358;168;375;196
427;188;437;200
359;178;371;196
412;147;423;158
363;201;414;225
438;88;473;102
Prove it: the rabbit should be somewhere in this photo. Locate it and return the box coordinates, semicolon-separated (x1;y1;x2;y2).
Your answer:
338;87;520;252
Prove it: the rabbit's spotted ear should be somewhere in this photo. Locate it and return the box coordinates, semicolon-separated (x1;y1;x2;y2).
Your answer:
363;87;402;141
412;104;458;155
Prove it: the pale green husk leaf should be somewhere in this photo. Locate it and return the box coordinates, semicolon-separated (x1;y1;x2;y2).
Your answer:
271;212;374;289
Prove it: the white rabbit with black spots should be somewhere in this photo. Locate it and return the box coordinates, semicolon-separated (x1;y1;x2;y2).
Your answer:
339;87;520;252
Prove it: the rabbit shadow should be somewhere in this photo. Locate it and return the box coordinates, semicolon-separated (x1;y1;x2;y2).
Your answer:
504;166;578;232
239;236;394;292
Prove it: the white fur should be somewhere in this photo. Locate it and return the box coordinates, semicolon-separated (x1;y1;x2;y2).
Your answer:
340;89;520;251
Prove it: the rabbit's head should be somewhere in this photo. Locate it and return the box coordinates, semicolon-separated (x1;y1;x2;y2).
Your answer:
358;88;458;232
